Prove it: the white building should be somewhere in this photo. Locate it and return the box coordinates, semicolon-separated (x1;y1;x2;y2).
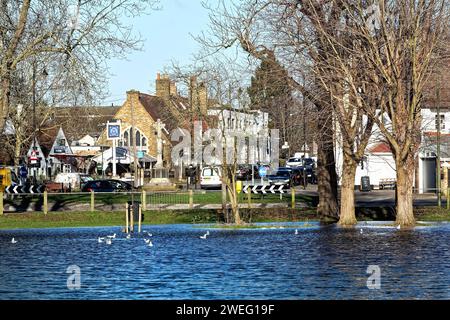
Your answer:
335;107;450;192
207;108;271;165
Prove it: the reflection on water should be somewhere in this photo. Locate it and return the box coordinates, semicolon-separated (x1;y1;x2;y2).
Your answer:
0;222;448;299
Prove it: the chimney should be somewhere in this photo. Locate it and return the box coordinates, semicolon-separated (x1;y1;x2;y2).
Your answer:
126;90;140;103
170;81;177;97
198;82;208;115
189;76;208;115
155;73;171;100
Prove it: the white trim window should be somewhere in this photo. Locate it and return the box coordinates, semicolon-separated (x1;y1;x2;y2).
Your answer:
119;127;148;151
435;114;445;130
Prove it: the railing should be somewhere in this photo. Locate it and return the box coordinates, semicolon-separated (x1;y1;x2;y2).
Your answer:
0;188;309;214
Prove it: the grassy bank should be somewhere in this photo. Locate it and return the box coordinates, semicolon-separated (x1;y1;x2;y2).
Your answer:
3;191;317;208
0;206;448;230
415;207;450;221
0;208;318;230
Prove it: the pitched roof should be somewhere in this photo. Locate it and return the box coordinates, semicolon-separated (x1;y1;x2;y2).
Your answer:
138;93;184;133
48;106;119;141
368;142;392;154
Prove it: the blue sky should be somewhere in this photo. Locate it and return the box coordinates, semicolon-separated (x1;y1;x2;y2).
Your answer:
102;0;213;106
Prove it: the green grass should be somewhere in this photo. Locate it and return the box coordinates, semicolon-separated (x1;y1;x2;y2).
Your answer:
193;191;316;205
415;207;450;221
2;191;317;212
0;210;219;230
0;207;317;230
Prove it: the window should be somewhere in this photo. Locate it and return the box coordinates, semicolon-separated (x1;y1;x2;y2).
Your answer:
123;131;129;146
58;139;66;146
435;114;445;130
136;131;141;147
121;128;148;149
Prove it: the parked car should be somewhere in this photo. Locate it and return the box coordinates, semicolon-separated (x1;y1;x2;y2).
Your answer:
286;157;303;168
200;166;222;189
54;172;94;191
236;165;260;181
81;180;131;192
291;168;308;187
107;179;133;191
267;167;293;186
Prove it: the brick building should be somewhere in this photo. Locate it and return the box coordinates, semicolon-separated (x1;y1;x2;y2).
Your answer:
97;74;209;170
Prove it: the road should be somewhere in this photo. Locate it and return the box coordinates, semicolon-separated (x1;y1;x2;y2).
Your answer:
293;185;443;207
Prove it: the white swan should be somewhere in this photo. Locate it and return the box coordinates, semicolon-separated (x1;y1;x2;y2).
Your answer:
145;231;153;237
126;234;131;239
200;233;208;239
11;238;17;244
295;229;298;235
144;238;151;244
107;233;116;239
98;237;105;243
105;238;112;245
147;240;153;247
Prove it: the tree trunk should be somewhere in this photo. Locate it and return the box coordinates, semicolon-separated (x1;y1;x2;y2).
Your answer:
395;159;416;227
229;189;241;225
338;155;357;226
0;75;11;132
14;134;22;167
317;117;339;220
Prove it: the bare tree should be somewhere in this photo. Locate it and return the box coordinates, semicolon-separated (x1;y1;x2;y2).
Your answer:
198;0;340;220
334;0;449;227
0;0;159;132
294;1;379;225
169;56;259;225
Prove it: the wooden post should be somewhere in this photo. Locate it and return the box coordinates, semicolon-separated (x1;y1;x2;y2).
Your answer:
130;202;134;233
43;191;48;215
90;190;95;213
247;191;251;209
189;190;193;209
138;204;142;233
447;188;450;210
0;192;3;216
291;188;295;209
125;203;129;233
142;190;146;211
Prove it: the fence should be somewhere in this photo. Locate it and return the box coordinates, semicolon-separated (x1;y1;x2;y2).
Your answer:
0;188;309;215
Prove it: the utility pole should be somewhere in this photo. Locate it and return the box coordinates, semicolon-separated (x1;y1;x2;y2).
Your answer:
436;77;442;207
32;59;37;185
130;95;139;188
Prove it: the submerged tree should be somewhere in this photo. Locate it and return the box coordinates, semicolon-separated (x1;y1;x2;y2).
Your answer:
198;0;340;220
338;0;449;227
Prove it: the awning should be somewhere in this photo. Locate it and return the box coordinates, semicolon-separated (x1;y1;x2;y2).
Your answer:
91;147;157;170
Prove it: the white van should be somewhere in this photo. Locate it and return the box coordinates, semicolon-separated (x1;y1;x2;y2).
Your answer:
54;173;93;191
200;166;222;189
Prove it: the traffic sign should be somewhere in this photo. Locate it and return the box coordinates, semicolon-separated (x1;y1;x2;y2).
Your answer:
242;184;288;194
107;121;121;140
4;185;45;194
258;166;268;177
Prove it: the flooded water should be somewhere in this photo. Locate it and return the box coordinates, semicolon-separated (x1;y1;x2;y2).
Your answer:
0;222;449;299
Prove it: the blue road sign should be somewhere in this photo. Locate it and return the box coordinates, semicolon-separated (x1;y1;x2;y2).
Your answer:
107;124;121;139
258;166;267;177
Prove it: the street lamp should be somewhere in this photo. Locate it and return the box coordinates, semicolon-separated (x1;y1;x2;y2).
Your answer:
31;60;47;184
